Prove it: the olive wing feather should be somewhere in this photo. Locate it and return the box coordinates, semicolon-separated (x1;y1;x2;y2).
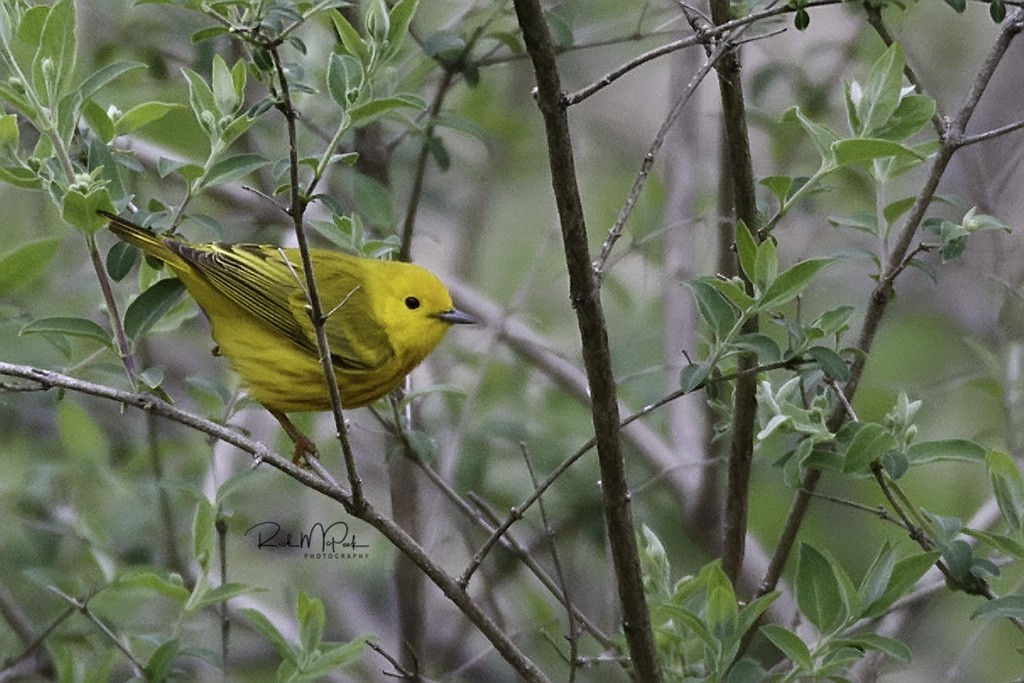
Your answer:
170;242;393;371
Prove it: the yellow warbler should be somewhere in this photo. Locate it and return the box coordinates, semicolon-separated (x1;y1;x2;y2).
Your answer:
101;211;475;456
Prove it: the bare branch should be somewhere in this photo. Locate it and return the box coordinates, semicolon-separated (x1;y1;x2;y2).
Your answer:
512;0;663;677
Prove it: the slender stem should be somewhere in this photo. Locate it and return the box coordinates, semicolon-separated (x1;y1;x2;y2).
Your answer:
399;69;455;262
702;0;761;587
268;45;364;503
512;0;663;678
87;233;138;386
593;31;734;280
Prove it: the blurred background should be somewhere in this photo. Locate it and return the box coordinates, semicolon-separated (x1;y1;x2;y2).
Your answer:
0;0;1022;680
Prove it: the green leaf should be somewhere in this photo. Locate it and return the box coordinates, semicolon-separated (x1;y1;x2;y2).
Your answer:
331;10;370;64
733;333;781;362
794;8;810;29
990;0;1006;22
835;634;910;663
701;276;756;311
796;543;845;633
883;196;917;225
106;241;138;282
114;101;184;135
833;138;924;166
301;637;370;677
806;346;849;382
757;258;834;311
32;0;77;106
942;0;967;12
144;638;180;683
759;175;792;205
327;52;364;108
187;582;260;612
988;450;1024;532
963;529;1024;560
811;305;854;337
62;186;115;233
843;423;896;474
0;238;60;294
200;154;269;190
736;219;757;284
858;543;896;610
20;316;112;349
862;551;939;619
79;60;146;99
158;156;203;181
782;106;840;164
754;238;778;292
81;99;115;143
906;439;987;465
686;279;739;340
873;94;936;141
210;54;240;116
0;166;41;189
761;624;813;671
123;277;187;340
113;571;190;603
191;498;216;572
182;67;217;136
298;593;326;653
423;29;465;62
384;0;419;59
240;607;298;664
349;94;426;126
971;595;1024;620
544;9;574;48
858;43;904;136
680;362;712;393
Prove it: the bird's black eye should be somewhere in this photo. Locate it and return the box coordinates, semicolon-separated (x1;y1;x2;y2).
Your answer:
405;296;421;310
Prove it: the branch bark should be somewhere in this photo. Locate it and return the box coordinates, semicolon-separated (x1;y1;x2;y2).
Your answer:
702;0;761;586
511;1;662;679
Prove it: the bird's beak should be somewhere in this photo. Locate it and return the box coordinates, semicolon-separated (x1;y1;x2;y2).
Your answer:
436;308;477;325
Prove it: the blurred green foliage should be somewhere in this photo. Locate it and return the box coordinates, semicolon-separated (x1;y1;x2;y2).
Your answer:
1;0;1023;681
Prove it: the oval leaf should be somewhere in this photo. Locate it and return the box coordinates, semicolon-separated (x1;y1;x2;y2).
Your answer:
21;316;113;349
843;423;896;474
0;238;60;294
124;277;187;340
758;258;835;311
906;439;986;465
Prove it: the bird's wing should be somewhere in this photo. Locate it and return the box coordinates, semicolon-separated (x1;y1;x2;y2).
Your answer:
305;260;394;372
170;241;310;346
171;242;392;371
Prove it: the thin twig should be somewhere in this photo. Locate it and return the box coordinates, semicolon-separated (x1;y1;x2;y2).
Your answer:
592;25;740;281
519;443;581;679
511;1;662;676
267;44;364;503
954;117;1024;148
47;588;146;677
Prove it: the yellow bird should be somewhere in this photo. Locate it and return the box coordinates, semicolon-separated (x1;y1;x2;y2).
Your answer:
101;211;475;458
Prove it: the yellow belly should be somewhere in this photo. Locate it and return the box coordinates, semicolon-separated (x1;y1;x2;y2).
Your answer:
207;310;402;412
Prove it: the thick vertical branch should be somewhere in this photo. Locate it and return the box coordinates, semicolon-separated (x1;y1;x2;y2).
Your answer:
511;1;662;680
705;0;761;585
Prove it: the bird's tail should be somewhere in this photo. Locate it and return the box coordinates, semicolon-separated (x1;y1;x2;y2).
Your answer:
99;210;180;265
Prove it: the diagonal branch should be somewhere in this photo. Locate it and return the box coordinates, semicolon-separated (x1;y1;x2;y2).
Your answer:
0;361;552;682
757;7;1024;601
